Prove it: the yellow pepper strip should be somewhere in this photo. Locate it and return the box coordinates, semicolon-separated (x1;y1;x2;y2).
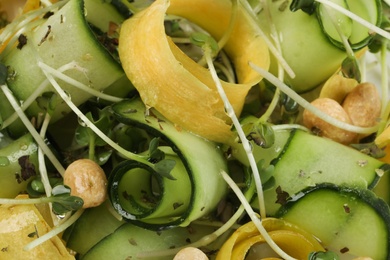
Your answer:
119;0;269;143
216;218;324;260
375;126;390;149
0;195;74;259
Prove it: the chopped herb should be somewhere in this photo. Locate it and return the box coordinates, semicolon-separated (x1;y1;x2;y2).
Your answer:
128;238;137;246
17;34;28;50
18;156;37;181
173;202;183;210
275;186;290;205
43;11;55;19
343;204;351;213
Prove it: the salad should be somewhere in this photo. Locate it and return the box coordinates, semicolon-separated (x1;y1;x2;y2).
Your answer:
0;0;389;259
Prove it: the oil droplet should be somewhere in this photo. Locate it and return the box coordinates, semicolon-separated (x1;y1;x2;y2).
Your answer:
0;156;10;166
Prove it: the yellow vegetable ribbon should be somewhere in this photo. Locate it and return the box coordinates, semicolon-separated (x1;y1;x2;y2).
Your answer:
119;0;269;143
216;218;325;260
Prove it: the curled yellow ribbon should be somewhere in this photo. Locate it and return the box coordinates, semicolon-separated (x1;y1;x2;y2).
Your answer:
119;0;269;143
216;218;325;259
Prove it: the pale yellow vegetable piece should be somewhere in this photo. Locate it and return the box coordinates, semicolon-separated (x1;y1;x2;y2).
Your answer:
375;126;390;148
119;0;269;143
216;218;324;259
319;73;358;103
0;195;74;259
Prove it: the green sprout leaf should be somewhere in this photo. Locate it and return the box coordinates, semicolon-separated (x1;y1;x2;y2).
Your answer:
75;107;115;147
50;184;84;215
148;137;165;162
290;0;317;14
154;159;177;180
190;32;219;56
36;92;60;115
51;195;84;215
341;56;361;82
246;122;275;148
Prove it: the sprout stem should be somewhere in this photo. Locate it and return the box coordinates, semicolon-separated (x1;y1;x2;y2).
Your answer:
239;0;295;79
204;46;266;219
39;62;124;103
37;61;153;168
0;84;66;175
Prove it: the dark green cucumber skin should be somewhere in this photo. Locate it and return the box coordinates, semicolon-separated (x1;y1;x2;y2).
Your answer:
276;183;390;260
317;0;382;50
0;133;39;198
63;201;124;256
2;0;132;138
260;129;387;215
110;98;228;230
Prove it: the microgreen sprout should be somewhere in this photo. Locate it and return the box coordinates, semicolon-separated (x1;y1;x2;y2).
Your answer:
243;121;275;148
148;137;177;180
200;34;267;218
0;185;83;215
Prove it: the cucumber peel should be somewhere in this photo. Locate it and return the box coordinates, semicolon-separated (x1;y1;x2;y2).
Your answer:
109;98;229;229
277;183;390;259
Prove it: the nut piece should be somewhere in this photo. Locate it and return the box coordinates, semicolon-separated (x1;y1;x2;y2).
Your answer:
342;82;381;127
173;247;208;260
303;98;357;144
64;159;107;208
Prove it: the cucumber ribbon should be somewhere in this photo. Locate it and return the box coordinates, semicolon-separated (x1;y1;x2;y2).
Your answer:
109;98;229;229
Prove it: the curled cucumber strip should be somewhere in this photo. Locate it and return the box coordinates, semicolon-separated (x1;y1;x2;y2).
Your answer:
109;98;229;229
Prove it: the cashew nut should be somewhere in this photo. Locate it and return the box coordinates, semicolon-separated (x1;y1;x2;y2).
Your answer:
342;82;381;128
303;98;357;144
173;247;208;260
63;159;108;208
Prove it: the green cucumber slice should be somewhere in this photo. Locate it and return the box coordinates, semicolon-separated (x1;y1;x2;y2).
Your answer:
81;222;221;260
0;133;38;198
2;0;132;136
261;129;387;215
317;0;382;50
63;201;124;256
110;98;228;229
317;0;353;43
255;0;347;93
276;184;390;259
